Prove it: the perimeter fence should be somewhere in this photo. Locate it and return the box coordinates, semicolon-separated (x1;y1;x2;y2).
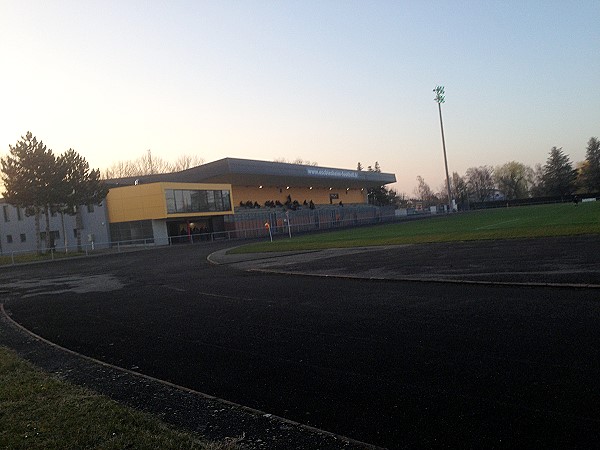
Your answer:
1;205;429;266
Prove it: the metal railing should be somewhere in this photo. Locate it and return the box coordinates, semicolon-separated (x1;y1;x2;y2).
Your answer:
0;208;421;266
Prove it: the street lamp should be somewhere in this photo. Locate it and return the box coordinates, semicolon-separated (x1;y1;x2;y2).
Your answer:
434;85;453;213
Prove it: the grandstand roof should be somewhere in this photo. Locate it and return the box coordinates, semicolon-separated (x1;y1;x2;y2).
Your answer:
106;157;396;189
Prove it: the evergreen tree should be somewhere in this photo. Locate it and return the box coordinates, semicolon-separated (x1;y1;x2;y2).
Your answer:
1;133;108;253
582;137;600;192
58;149;108;251
541;147;577;198
362;162;395;206
1;132;57;253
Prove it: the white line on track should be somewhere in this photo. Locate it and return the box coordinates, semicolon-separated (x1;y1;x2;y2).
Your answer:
475;218;520;230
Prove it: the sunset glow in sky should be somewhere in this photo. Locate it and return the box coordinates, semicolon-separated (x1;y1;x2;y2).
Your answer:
1;1;599;194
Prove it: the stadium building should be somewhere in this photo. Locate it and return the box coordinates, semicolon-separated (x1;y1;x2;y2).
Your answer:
1;157;396;253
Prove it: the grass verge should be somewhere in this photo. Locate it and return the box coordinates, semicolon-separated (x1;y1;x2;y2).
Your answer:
0;251;87;266
230;202;600;253
0;346;239;450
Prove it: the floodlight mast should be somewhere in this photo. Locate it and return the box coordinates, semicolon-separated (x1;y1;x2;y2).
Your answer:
434;85;453;213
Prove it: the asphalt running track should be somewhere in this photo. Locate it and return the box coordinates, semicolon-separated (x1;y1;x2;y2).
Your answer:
1;236;600;449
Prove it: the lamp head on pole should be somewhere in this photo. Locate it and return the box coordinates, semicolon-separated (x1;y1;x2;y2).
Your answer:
433;85;445;104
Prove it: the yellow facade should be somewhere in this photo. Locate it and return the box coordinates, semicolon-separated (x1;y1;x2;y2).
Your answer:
106;182;234;223
232;185;367;207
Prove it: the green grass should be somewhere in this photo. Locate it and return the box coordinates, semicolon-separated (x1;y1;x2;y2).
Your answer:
231;202;600;253
0;346;239;450
0;251;87;266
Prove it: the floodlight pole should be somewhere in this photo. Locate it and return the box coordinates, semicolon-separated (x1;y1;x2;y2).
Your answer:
434;85;453;213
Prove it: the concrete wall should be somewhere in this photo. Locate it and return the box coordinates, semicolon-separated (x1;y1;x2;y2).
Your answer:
152;220;170;246
0;201;110;254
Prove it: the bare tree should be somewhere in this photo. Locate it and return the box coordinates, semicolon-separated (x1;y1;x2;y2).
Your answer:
137;149;172;175
103;160;139;179
172;154;205;172
414;176;436;203
103;150;207;179
493;161;533;199
450;172;469;205
274;157;318;166
465;166;495;202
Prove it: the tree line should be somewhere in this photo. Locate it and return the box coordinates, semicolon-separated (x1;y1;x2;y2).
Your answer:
103;150;205;179
1;132;107;253
356;161;399;206
412;137;600;207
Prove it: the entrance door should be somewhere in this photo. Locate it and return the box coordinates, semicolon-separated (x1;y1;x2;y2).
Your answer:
167;221;190;244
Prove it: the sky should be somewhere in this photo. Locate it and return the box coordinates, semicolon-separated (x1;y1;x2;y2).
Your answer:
1;0;599;195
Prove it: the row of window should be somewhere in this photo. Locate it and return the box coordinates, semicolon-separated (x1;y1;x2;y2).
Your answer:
165;189;232;214
5;233;27;244
4;229;81;245
109;220;153;243
2;204;97;223
3;205;23;222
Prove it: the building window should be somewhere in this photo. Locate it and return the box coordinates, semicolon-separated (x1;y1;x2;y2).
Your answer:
40;230;60;241
109;220;153;244
6;234;12;244
73;229;78;238
20;233;26;243
87;203;94;213
165;189;232;214
16;207;23;221
2;205;9;222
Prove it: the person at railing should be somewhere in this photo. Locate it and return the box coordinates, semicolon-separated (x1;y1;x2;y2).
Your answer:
192;226;200;242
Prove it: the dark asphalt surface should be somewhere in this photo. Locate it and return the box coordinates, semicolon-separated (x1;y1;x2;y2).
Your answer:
1;236;600;449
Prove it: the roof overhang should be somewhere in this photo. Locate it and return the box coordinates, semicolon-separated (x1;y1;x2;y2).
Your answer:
106;157;396;189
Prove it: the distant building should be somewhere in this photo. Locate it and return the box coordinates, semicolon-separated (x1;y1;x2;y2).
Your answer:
0;200;110;254
1;157;396;253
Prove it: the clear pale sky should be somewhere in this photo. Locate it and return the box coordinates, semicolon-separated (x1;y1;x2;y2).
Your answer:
1;1;598;195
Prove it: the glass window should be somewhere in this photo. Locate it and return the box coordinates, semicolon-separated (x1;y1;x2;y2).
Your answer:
174;190;184;212
109;220;154;244
190;191;201;211
222;190;231;210
2;205;9;222
183;190;192;212
20;233;26;242
206;191;215;211
6;234;12;243
164;189;232;214
87;203;94;213
16;207;23;221
165;190;175;213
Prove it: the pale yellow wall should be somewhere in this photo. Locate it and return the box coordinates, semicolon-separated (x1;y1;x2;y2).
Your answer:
107;181;369;224
107;182;234;223
233;186;367;206
107;183;166;223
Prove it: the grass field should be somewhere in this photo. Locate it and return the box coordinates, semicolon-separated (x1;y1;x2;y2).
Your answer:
0;251;86;266
0;346;238;450
231;202;600;253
